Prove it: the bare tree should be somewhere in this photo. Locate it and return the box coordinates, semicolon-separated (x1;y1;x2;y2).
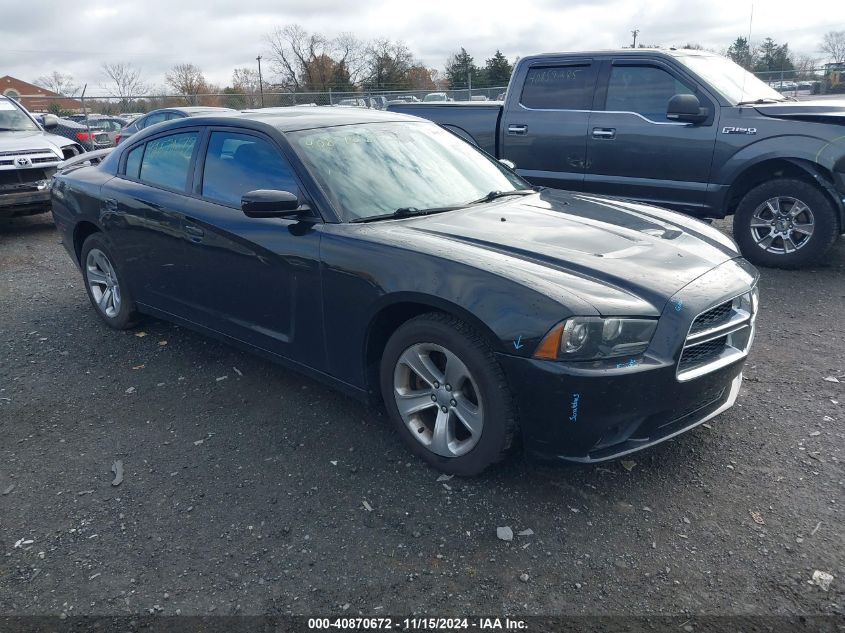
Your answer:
232;67;261;108
364;39;416;90
165;63;209;105
35;71;79;96
820;30;845;64
265;24;366;92
794;54;820;80
101;63;148;105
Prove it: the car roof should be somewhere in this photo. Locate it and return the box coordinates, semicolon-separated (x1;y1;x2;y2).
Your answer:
225;106;421;132
148;106;237;116
522;48;717;61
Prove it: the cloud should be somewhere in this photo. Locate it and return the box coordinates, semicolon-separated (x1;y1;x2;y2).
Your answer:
0;0;834;96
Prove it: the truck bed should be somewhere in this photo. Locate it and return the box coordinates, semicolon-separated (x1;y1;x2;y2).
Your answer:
386;102;503;156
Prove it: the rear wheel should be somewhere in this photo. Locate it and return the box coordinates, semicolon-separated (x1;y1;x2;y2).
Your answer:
81;233;140;329
733;178;839;268
380;313;518;476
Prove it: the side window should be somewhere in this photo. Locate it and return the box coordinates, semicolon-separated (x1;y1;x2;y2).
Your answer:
141;112;167;128
138;132;198;191
124;144;144;179
201;131;298;208
605;65;695;120
520;64;595;110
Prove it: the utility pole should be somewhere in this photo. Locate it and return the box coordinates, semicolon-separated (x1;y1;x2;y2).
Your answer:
256;55;265;108
631;29;640;49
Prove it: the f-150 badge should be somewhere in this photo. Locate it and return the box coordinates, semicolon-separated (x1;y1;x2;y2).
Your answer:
722;126;757;135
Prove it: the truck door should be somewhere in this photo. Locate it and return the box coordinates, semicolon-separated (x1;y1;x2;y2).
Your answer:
500;59;597;191
583;58;718;215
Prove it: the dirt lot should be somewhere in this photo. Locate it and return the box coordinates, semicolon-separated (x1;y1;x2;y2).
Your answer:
0;214;842;618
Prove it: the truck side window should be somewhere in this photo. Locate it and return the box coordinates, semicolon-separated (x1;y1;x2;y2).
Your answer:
520;65;595;110
605;66;695;121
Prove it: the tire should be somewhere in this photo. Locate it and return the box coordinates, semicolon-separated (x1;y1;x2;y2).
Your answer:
380;312;518;476
80;233;140;329
733;178;840;269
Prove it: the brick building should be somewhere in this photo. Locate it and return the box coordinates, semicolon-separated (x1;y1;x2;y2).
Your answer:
0;76;82;112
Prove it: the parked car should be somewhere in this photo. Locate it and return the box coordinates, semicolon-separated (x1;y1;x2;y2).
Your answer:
469;95;489;101
0;96;84;218
388;49;845;269
51;107;758;475
423;92;449;102
114;106;236;145
337;98;368;108
34;115;112;151
367;95;388;110
84;116;129;144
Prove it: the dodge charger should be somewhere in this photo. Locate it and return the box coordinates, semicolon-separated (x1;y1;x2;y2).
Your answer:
51;107;759;475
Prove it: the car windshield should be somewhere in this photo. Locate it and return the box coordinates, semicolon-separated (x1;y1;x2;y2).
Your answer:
0;98;39;131
290;122;528;221
676;54;785;105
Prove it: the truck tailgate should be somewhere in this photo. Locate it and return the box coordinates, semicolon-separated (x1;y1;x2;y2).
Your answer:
385;103;503;155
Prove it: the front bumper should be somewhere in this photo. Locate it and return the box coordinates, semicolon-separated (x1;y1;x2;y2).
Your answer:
0;189;52;218
498;352;743;462
499;257;758;463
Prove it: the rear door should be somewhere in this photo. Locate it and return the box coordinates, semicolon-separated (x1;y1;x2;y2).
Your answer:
499;58;598;191
104;129;201;315
583;58;718;214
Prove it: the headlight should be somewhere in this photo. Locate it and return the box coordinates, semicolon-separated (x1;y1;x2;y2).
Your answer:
734;286;758;316
534;317;658;361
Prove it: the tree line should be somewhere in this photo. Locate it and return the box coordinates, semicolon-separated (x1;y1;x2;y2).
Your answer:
32;27;845;109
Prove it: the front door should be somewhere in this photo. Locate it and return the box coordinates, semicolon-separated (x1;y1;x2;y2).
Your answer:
178;129;324;366
583;59;719;215
500;59;598;191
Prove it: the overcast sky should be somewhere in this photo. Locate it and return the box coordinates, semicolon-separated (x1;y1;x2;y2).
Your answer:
0;0;837;95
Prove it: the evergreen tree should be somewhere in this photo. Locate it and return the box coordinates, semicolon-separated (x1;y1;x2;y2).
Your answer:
482;50;513;88
445;48;481;90
726;36;754;70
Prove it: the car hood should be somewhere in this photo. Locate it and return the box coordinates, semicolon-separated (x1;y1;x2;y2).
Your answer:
754;99;845;124
374;190;741;314
0;130;73;154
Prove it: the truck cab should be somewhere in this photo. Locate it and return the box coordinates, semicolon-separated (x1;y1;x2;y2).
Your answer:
389;50;845;268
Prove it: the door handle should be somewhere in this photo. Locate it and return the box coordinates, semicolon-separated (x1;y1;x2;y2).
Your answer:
507;124;528;135
184;223;205;242
592;127;616;140
103;198;118;213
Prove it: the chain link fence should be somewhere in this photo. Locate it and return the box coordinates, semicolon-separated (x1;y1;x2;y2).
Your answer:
19;86;509;116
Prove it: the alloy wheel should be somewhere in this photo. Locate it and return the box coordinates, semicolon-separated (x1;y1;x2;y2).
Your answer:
749;196;815;254
85;248;122;318
393;342;484;458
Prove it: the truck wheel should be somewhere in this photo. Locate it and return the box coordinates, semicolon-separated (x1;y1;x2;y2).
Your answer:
380;313;518;476
733;178;839;269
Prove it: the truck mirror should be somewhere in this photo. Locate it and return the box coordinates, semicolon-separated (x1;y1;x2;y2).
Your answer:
666;94;707;123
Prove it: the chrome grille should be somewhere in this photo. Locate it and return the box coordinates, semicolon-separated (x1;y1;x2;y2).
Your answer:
676;289;757;382
0;148;54;157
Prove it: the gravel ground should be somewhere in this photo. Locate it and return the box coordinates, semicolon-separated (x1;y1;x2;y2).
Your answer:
0;214;842;618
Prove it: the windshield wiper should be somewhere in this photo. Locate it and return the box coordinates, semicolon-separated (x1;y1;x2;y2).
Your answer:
467;189;535;205
736;98;785;106
350;205;462;223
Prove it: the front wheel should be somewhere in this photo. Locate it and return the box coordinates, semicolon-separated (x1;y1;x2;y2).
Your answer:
380;313;518;476
733;178;840;269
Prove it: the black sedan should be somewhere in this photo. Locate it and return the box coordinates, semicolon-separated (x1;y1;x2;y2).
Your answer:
51;108;759;475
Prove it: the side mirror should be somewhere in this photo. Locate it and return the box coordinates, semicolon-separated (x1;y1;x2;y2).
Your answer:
499;158;516;171
242;189;306;218
666;94;707;123
42;114;59;129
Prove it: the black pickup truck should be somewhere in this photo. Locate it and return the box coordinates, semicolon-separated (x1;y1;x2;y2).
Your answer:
388;49;845;268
